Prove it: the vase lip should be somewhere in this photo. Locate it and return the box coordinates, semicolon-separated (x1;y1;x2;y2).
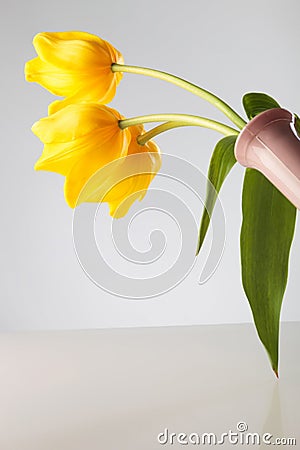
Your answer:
234;108;294;167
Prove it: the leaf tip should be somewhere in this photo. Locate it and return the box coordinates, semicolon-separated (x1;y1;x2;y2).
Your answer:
195;240;202;256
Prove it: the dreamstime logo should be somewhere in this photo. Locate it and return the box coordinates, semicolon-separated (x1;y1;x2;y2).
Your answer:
157;422;297;446
72;153;226;299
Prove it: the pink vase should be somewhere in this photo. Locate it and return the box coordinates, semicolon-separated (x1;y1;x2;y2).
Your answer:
234;108;300;209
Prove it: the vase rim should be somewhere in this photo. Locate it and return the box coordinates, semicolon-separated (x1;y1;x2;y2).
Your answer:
235;108;294;167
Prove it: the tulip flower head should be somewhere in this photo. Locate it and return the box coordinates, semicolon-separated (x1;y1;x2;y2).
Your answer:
25;31;124;114
32;103;161;217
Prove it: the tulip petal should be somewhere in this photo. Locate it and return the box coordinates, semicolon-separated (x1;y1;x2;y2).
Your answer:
25;57;77;96
48;74;117;114
35;125;129;176
64;129;131;207
79;125;161;217
33;32;116;70
103;126;161;217
107;153;161;218
32;104;122;143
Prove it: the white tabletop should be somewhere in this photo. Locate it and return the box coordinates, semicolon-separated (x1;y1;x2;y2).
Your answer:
0;323;299;450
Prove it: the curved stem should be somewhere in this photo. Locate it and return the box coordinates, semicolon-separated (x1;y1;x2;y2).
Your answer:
138;121;236;145
112;63;247;129
137;122;183;145
119;114;239;137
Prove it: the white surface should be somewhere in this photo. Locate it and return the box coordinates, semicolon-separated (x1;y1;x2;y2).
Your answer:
1;0;300;330
0;322;299;449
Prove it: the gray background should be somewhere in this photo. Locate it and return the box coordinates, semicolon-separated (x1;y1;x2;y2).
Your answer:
1;0;300;330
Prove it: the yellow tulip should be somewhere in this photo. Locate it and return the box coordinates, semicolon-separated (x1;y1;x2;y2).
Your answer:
25;31;123;114
32;104;161;216
72;124;162;217
33;102;130;192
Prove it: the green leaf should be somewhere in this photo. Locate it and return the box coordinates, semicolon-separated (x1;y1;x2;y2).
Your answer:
294;113;300;137
241;169;296;374
241;92;296;375
196;135;237;254
242;92;280;120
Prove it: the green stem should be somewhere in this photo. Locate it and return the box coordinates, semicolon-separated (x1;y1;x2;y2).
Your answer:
138;121;236;145
137;122;182;145
119;114;239;138
112;63;247;129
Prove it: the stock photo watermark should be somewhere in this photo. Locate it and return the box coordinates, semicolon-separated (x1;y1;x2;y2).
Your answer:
72;153;226;299
157;422;296;446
